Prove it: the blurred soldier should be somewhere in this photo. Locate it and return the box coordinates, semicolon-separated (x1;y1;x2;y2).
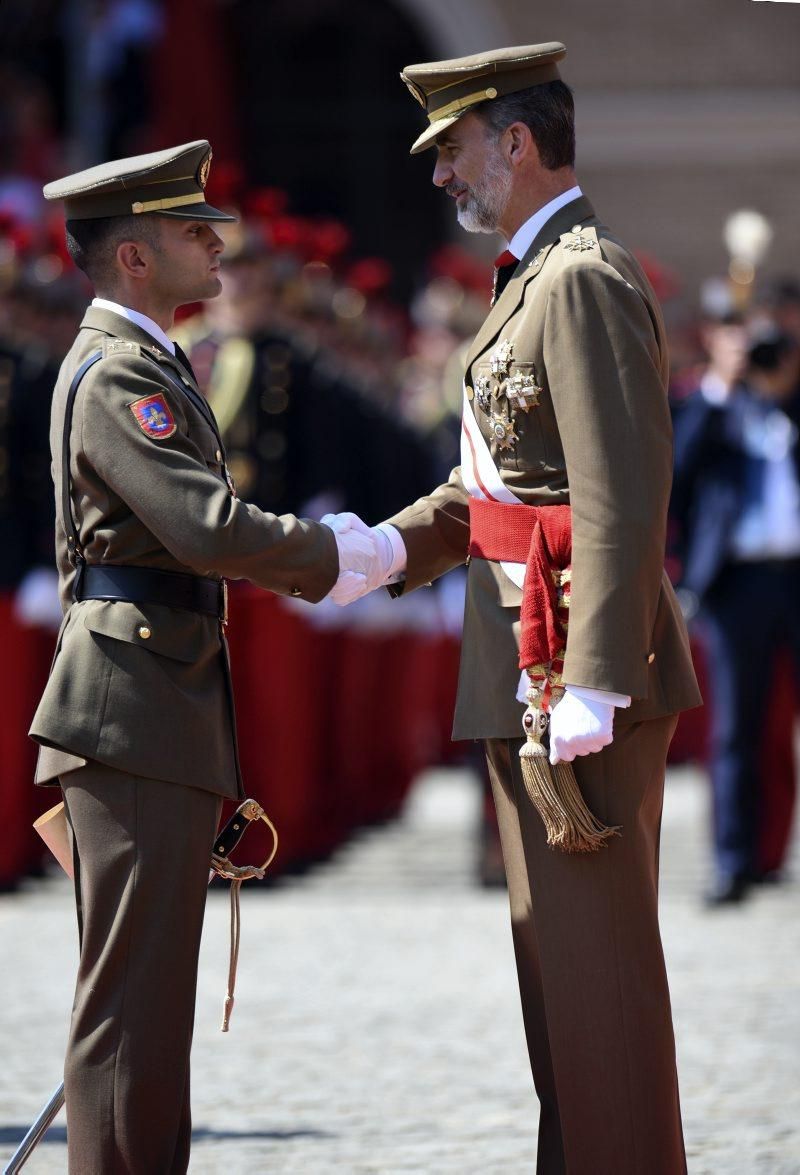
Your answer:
325;43;701;1174
673;322;800;903
31;140;373;1174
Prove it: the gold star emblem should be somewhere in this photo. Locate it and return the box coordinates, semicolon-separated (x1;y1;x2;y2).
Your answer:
489;411;518;451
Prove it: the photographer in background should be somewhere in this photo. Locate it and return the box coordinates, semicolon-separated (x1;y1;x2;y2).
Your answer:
672;320;800;904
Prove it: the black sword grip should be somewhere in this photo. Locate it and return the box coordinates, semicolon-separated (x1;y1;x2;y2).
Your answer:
213;806;252;860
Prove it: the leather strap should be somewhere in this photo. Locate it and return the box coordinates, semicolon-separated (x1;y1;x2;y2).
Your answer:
75;563;227;619
61;350;103;567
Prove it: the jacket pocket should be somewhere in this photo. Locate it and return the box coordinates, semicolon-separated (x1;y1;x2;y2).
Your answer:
82;600;217;663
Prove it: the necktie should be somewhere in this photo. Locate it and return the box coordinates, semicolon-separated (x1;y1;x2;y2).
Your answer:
492;249;518;304
172;341;198;384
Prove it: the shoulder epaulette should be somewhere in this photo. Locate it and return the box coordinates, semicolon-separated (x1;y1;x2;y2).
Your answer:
102;337;143;359
559;223;599;259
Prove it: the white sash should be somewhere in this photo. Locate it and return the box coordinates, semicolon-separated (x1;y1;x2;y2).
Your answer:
460;383;526;589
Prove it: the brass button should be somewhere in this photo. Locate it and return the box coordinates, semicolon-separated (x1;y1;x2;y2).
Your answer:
647;652;656;664
466;385;474;400
215;449;222;462
138;625;151;640
290;587;302;597
571;224;582;232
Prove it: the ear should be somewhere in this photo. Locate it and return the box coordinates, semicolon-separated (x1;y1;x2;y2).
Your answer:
116;240;150;282
505;121;538;169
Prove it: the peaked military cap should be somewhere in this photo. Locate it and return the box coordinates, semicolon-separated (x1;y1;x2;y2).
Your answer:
401;43;566;154
43;140;236;222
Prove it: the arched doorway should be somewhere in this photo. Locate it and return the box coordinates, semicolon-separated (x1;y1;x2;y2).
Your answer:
228;0;443;298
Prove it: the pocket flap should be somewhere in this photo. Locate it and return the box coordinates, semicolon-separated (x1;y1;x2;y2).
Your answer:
82;600;216;663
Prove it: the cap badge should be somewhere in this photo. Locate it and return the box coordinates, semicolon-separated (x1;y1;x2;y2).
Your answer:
490;338;514;379
129;394;177;440
198;149;212;189
489;411;518;451
506;371;542;412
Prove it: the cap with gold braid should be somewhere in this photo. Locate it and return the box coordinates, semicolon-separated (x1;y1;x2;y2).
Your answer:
43;140;237;222
401;42;567;155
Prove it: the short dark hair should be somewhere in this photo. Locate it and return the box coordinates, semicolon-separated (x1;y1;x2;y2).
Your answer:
476;80;575;170
65;213;163;290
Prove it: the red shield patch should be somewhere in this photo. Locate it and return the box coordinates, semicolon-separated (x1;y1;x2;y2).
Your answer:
129;394;177;440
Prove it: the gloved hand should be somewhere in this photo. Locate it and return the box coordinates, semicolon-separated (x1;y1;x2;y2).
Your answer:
322;512;406;606
548;686;615;766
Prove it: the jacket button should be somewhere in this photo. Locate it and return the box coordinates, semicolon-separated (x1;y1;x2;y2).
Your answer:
215;449;222;462
465;385;474;400
290;587;302;597
647;652;655;664
138;625;152;640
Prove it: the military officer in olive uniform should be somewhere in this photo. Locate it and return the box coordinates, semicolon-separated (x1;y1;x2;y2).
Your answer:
31;141;375;1174
325;46;701;1174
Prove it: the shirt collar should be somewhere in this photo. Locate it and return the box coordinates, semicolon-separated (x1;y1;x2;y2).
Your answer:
507;185;584;261
91;297;176;355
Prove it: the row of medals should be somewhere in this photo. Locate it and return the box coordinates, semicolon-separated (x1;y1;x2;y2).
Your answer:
474;338;542;452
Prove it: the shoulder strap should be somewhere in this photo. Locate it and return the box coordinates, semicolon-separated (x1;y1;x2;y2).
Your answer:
61;350;103;569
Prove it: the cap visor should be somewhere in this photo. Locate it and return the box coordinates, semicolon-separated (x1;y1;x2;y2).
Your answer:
156;201;237;223
410;113;461;155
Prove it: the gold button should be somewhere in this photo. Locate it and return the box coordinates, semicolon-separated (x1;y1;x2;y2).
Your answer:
486;87;497;99
466;385;474;400
647;652;655;664
290;587;302;597
215;449;222;462
138;625;151;640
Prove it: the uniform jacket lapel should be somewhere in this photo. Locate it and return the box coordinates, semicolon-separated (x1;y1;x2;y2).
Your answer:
464;195;597;372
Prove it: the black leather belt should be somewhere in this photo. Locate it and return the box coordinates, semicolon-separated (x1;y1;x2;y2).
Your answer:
74;563;228;622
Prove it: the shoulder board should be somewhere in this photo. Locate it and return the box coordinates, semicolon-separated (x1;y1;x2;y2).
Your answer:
558;223;600;259
102;337;143;359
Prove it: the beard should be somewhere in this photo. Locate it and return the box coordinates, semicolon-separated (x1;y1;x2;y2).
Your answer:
448;152;512;234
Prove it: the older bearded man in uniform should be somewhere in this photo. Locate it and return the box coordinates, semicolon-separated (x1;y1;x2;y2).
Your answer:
30;140;375;1174
325;44;701;1175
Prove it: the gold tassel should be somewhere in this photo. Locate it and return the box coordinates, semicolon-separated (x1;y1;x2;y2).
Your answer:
519;682;619;853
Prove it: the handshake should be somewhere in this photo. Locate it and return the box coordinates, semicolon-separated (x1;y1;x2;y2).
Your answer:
322;512;407;605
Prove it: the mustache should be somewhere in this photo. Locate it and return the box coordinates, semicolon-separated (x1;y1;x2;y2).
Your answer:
445;182;467;198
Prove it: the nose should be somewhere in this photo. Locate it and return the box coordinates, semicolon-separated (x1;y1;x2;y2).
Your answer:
210;229;224;254
432;155;453;189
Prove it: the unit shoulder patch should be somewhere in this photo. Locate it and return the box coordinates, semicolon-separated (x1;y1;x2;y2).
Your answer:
129;393;177;440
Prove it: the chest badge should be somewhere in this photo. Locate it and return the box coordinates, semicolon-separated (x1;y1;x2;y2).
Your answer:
507;371;542;412
490;338;514;379
489;411;518;452
129;393;177;440
475;374;493;414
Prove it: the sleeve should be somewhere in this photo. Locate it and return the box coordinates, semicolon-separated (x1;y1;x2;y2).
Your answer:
383;464;470;592
79;354;338;602
544;260;672;697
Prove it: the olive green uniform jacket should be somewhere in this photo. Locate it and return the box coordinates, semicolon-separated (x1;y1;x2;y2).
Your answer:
387;195;701;739
30;306;338;797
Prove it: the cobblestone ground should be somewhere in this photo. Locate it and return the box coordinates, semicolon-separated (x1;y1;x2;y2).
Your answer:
1;765;798;1174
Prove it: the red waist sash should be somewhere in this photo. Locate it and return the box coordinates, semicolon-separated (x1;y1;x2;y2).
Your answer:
468;497;572;675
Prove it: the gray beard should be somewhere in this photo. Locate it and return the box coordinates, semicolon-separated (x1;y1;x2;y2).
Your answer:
455;155;513;234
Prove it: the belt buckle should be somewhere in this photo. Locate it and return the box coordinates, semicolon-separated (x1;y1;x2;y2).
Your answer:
221;580;229;626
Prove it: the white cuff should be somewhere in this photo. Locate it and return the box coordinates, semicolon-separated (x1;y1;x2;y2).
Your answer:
565;683;631;709
375;522;407;579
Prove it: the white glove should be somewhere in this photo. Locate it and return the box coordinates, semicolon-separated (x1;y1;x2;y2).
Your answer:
548;686;615;765
322;512;406;606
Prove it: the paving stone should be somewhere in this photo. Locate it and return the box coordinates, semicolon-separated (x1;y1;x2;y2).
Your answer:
0;766;797;1173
